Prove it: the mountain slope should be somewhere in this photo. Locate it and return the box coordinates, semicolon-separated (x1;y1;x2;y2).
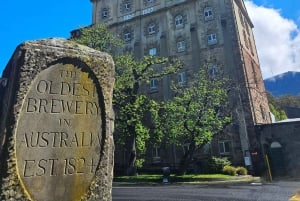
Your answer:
264;71;300;97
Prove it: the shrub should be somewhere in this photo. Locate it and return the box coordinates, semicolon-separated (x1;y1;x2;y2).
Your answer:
236;166;248;175
206;157;231;174
222;165;237;176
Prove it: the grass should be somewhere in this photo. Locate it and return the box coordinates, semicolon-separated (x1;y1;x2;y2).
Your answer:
113;174;253;184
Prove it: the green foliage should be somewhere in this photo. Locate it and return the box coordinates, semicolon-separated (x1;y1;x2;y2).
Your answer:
222;165;237;176
222;165;247;176
71;23;182;171
277;94;300;108
113;54;181;167
269;103;287;121
71;23;123;54
206;157;231;174
236;166;248;175
160;65;231;150
266;92;300;121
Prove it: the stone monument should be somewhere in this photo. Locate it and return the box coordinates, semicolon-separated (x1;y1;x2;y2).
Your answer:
0;38;115;201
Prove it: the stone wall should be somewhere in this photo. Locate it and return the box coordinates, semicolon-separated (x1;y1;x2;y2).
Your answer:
257;121;300;178
0;38;115;201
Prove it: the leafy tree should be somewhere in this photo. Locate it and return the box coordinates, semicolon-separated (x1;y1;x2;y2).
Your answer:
71;24;182;175
71;23;123;55
277;94;300;108
268;103;287;121
114;54;181;174
266;92;288;121
160;65;231;174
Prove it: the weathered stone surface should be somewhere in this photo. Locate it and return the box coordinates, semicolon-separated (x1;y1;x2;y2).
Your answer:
0;38;115;201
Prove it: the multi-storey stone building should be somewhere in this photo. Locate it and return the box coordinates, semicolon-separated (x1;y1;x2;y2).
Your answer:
89;0;271;173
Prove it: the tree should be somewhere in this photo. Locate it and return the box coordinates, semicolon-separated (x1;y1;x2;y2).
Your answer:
160;65;231;175
70;23;123;55
266;92;288;121
114;54;181;175
71;24;182;175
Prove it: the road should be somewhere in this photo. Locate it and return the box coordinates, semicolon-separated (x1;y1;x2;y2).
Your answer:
112;181;300;201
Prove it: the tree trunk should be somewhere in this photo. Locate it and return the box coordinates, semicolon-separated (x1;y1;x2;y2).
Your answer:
126;138;137;176
125;125;137;176
177;142;196;175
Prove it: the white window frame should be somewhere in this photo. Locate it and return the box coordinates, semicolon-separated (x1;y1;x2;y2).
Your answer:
102;8;109;18
177;40;185;52
148;23;156;34
125;2;131;11
207;33;217;45
208;64;218;78
175;15;183;28
149;47;157;56
150;78;158;90
124;31;131;42
178;72;186;85
219;141;232;155
204;7;213;21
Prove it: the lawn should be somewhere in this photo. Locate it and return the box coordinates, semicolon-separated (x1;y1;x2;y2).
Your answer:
113;174;255;184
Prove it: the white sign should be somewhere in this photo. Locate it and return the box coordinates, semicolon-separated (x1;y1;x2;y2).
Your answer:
142;7;154;15
123;14;135;21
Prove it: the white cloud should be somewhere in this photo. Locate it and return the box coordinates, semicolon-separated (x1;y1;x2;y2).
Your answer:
245;1;300;79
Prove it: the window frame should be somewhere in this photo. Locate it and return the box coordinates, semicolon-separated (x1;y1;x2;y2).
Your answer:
178;71;186;85
150;78;158;90
124;31;131;42
219;141;232;155
177;40;186;52
102;8;109;19
204;7;213;21
175;15;184;28
124;2;131;11
207;33;217;45
149;47;157;56
148;23;156;34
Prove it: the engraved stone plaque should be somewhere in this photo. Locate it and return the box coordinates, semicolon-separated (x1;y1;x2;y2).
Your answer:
15;63;102;201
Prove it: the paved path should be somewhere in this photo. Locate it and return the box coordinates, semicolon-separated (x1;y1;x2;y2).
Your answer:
112;181;300;201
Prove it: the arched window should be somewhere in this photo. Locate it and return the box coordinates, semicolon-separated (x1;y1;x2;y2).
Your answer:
175;15;183;27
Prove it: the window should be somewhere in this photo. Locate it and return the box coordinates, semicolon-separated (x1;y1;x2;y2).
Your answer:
144;0;155;7
177;40;185;52
152;145;161;164
102;8;109;19
178;72;186;85
175;15;183;28
125;2;131;11
152;146;160;157
148;23;156;34
219;141;232;155
150;78;158;90
124;30;131;42
149;47;157;56
207;33;217;45
208;64;218;78
183;143;190;154
204;7;213;21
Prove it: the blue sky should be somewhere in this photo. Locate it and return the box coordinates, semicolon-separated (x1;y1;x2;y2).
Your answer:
0;1;91;75
0;1;299;78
